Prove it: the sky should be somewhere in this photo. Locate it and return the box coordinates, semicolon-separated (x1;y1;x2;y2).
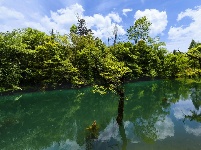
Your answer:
0;0;201;52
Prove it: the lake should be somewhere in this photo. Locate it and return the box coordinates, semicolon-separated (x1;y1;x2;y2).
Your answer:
0;79;201;150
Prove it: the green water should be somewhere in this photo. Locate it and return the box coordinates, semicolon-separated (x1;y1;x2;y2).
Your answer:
0;79;201;150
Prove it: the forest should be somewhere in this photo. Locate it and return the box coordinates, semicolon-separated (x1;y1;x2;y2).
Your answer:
0;16;201;93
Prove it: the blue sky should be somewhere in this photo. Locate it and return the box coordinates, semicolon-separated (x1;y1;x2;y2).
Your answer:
0;0;201;52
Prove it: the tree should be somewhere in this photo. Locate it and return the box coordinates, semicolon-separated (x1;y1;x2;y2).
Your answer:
163;52;189;78
187;45;201;70
70;24;78;34
127;16;151;44
132;40;160;78
21;27;47;50
188;39;197;49
0;30;23;90
77;18;92;36
109;42;140;78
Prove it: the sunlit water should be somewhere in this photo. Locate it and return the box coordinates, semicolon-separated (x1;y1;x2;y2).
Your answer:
0;79;201;150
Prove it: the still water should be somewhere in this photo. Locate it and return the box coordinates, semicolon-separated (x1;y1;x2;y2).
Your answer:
0;79;201;150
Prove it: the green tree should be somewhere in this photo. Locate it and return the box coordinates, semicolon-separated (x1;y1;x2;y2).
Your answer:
127;16;151;44
21;27;47;50
133;40;160;78
70;24;78;34
147;37;168;77
163;52;189;78
110;42;141;79
0;30;23;90
187;40;201;74
188;39;197;49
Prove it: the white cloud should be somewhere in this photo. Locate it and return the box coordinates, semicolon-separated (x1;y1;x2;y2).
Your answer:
32;3;85;34
134;9;168;37
85;12;125;39
108;12;122;23
167;6;201;52
122;8;133;16
24;21;45;32
0;6;24;20
50;3;84;25
0;3;125;40
0;6;26;32
47;4;125;39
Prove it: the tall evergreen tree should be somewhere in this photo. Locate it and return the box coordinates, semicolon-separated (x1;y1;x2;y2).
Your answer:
77;18;92;36
188;39;197;49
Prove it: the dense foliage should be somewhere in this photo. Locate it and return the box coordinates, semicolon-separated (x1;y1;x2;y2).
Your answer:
0;17;200;92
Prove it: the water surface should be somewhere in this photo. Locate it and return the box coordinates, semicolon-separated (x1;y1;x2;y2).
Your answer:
0;79;201;150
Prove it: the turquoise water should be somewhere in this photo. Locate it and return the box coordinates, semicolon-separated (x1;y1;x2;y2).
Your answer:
0;79;201;150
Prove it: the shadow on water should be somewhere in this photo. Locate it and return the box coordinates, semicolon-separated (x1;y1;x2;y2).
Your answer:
1;79;201;150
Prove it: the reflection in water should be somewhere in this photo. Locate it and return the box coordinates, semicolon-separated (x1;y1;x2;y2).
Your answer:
124;121;139;144
115;86;128;150
1;79;201;149
173;100;195;120
98;119;120;142
154;116;174;140
185;125;201;136
118;123;127;150
85;120;99;150
190;85;201;110
172;83;201;139
44;140;81;150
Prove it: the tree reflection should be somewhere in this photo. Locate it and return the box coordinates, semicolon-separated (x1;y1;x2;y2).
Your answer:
85;120;100;150
0;88;118;150
123;81;169;142
85;85;128;150
190;84;201;110
1;79;200;149
119;124;127;150
84;79;195;149
116;87;125;125
184;83;201;122
116;87;128;150
184;110;201;122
